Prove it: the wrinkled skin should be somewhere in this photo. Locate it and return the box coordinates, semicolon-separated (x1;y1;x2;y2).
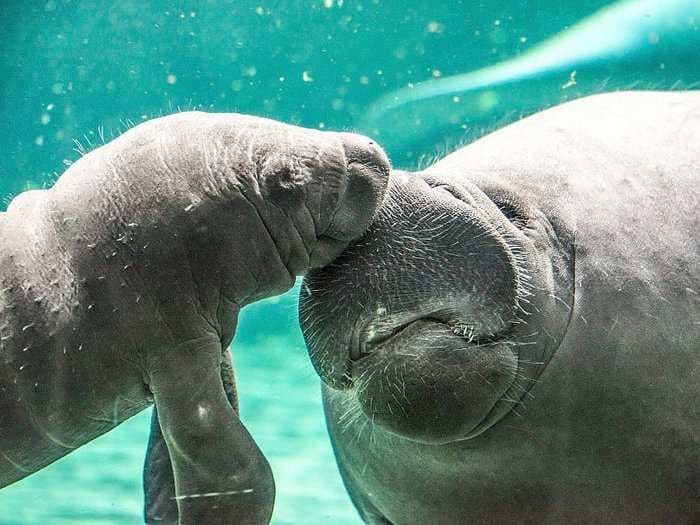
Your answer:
0;112;389;524
300;91;700;524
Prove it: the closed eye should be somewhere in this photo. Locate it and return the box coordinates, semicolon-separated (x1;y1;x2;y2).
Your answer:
488;193;531;229
431;184;473;205
434;185;461;198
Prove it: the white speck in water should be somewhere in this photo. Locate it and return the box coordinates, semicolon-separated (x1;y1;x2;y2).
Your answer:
166;74;177;85
35;135;44;146
184;203;195;212
427;20;441;33
302;70;314;82
561;70;577;89
41;113;51;125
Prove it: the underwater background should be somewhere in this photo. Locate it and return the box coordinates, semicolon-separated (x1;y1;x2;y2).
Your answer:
0;0;697;523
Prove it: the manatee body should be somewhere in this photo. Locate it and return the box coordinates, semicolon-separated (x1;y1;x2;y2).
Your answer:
0;112;389;523
300;91;699;524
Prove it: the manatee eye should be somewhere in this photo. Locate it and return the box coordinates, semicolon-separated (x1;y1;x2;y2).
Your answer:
434;185;461;198
431;184;473;205
489;193;530;229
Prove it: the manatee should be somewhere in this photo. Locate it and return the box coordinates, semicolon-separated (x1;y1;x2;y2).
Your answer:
300;91;699;524
0;112;389;524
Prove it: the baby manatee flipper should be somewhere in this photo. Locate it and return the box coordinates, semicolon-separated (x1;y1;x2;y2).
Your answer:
144;349;241;524
147;335;272;524
144;407;177;524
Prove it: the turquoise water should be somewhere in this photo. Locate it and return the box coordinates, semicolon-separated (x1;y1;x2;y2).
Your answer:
0;1;697;523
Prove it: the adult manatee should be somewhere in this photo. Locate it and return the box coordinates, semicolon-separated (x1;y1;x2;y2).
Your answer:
300;91;699;524
0;112;390;524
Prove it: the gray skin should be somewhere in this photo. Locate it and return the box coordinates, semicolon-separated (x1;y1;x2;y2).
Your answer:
299;91;700;524
0;112;390;524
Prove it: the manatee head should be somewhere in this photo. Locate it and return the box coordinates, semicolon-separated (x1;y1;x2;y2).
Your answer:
114;113;392;275
74;113;393;309
299;170;573;444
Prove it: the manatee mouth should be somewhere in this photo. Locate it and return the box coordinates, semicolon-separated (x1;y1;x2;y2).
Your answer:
334;305;521;444
351;314;510;363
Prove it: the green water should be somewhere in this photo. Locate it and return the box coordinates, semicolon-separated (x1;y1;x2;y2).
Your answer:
0;1;697;523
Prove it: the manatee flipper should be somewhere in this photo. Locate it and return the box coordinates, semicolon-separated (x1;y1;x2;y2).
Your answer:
144;406;178;524
144;349;241;524
145;338;269;524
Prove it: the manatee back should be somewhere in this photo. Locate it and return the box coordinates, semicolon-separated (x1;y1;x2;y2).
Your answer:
431;90;700;229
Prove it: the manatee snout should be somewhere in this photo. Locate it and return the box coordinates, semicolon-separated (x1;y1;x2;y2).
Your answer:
300;171;533;444
309;133;390;268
